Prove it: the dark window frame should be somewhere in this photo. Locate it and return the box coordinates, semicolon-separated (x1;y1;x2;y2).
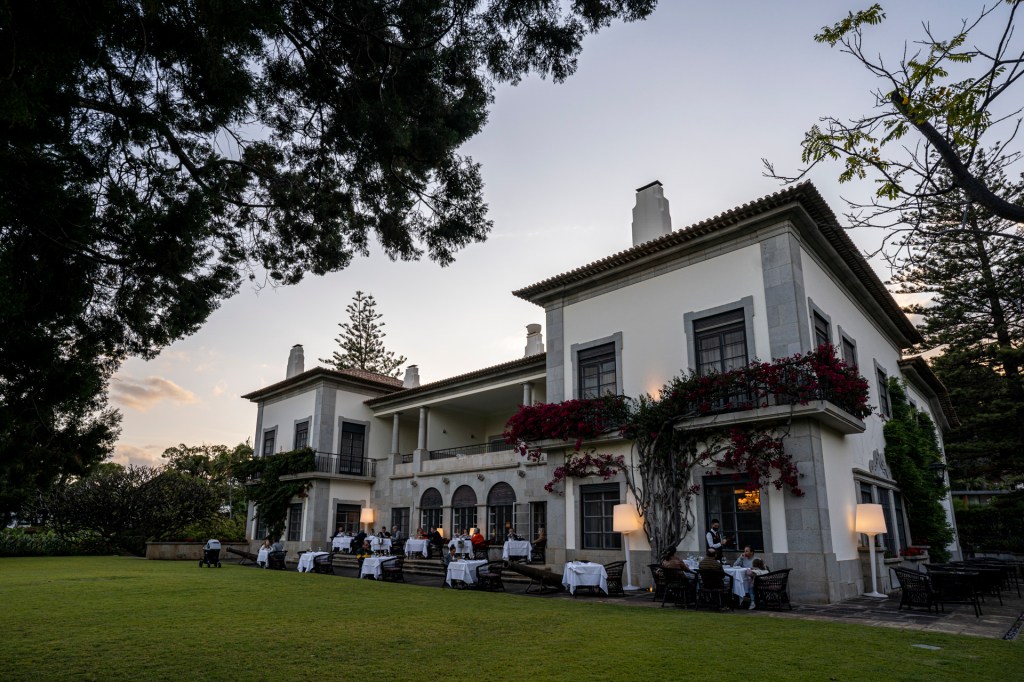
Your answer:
693;309;749;377
577;343;617;399
294;419;310;450
262;428;277;457
702;475;764;553
580;483;621;550
286;502;303;542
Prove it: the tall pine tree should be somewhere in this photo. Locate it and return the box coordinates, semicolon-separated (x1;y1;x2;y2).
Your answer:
320;292;407;378
890;152;1024;487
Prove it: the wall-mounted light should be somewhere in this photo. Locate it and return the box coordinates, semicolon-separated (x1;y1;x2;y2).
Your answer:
477;474;485;481
517;470;526;478
410;480;418;487
442;477;450;484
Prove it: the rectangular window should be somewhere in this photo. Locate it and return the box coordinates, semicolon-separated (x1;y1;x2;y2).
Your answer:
294;420;309;450
877;368;891;418
580;483;621;550
879;491;896;554
530;501;547;543
452;507;477;537
339;422;366;474
578;343;617;399
842;337;857;369
893;492;907;552
694;310;748;376
286;503;303;542
813;312;831;349
262;430;276;456
421;507;442;534
254;514;267;542
334;503;360;535
391;507;410;538
704;476;763;552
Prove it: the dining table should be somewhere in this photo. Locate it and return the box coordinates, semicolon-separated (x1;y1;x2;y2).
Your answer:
368;536;392;552
331;536;353;552
360;556;397;580
256;547;270;568
723;566;751;599
296;551;329;573
502;540;532;562
404;538;430;557
562;561;608;595
445;559;489;587
448;538;474;557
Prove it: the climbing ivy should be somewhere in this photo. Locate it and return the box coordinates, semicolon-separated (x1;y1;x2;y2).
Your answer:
233;448;316;541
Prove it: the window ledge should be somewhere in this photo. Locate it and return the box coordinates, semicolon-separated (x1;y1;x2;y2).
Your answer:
677;400;866;435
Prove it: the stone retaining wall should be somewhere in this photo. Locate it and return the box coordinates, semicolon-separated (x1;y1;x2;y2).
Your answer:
145;541;250;561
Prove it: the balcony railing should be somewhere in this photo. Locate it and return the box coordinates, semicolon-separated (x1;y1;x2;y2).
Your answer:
312;451;375;477
428;441;513;460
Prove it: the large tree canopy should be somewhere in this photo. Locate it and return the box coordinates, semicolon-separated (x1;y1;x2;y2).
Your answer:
0;1;657;518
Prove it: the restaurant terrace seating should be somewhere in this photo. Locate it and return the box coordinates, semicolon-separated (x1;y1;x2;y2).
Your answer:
476;561;505;592
924;565;983;617
381;556;405;582
266;550;287;570
752;568;792;610
531;539;546;565
697;568;733;611
474;541;490;561
891;567;941;614
312;552;335;575
604;561;626;596
648;564;666;601
661;567;697;609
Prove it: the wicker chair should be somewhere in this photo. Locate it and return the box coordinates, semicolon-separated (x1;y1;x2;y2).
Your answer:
925;566;982;617
473;541;490;561
891;567;940;614
697;568;733;611
266;550;287;570
531;539;546;565
661;568;698;609
752;568;792;610
476;561;506;592
648;564;667;601
312;552;335;575
381;556;405;582
604;561;626;596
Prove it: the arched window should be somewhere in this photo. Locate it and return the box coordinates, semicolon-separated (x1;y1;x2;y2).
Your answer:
420;487;442;532
486;482;517;540
451;485;478;535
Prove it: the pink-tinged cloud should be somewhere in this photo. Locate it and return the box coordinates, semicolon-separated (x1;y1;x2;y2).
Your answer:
109;375;197;412
112;443;165;468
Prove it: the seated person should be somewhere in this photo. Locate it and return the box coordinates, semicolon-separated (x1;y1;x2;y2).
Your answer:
351;530;367;552
470;529;485;547
745;558;770;609
428;526;443;547
733;545;755;569
444;544;459;565
532;527;546;546
415;526;426;539
661;552;685;570
507;527;521;541
698;547;725;573
360;539;373;555
271;539;285;552
391;525;402;542
260;538;273;551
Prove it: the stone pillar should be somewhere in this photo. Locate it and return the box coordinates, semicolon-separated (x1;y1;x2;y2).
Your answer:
391;413;401;455
417;406;429;451
522;382;533;406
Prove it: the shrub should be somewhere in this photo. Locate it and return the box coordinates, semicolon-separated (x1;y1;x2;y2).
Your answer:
179;515;246;543
0;528;109;557
955;491;1024;553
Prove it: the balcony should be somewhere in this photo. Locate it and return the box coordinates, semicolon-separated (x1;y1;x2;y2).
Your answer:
275;451;375;481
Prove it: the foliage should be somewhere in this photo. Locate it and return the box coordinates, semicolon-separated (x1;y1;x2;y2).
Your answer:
40;464;221;555
319;291;408;377
766;2;1024;225
0;1;656;519
505;347;870;561
0;528;109;557
162;441;253;517
233;448;316;540
179;515;246;544
2;557;1021;680
954;491;1024;553
882;379;954;562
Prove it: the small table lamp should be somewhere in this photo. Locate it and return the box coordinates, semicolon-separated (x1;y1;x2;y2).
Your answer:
613;504;641;591
855;503;888;598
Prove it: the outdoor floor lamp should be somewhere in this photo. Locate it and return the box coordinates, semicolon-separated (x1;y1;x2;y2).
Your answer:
855;503;888;598
360;507;374;532
613;504;641;591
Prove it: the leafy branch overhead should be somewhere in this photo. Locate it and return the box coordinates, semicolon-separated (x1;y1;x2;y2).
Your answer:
765;1;1024;228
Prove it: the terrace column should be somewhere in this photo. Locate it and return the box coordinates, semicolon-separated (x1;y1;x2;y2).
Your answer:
391;413;401;455
417;406;429;452
522;381;533;406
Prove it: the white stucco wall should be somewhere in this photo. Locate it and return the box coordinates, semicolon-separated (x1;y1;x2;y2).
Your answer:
259;391;317;453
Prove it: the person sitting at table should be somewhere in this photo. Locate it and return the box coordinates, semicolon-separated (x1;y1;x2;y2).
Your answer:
745;558;770;609
442;544;458;568
733;545;755;569
506;527;520;541
415;526;426;539
428;526;444;555
391;525;402;542
661;552;685;570
351;530;366;553
698;547;725;573
271;538;285;552
361;539;373;555
260;538;273;551
470;528;485;548
532;527;546;545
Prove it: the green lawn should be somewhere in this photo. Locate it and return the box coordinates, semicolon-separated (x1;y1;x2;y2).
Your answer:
0;557;1019;681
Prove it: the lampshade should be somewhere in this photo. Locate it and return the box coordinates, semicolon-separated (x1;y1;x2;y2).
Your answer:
612;503;641;533
359;508;374;524
855;503;886;535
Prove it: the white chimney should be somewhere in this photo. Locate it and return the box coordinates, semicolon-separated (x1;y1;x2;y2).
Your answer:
403;364;420;388
631;180;672;246
286;344;304;379
524;324;544;357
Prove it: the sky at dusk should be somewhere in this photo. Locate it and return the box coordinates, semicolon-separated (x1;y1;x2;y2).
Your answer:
109;1;1015;467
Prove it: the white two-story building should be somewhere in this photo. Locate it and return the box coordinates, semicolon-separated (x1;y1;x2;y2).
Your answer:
242;181;959;603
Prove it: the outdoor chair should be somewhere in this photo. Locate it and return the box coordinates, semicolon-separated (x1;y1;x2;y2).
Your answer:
697;568;733;611
531;539;546;565
476;561;506;592
661;568;698;609
266;550;287;570
752;568;792;610
381;556;405;582
604;561;626;596
964;560;1021;598
474;541;490;561
648;564;666;601
891;567;941;614
312;552;335;575
925;566;983;617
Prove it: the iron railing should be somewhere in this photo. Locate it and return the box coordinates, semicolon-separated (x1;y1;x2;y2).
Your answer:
312;451;375;477
428;441;514;460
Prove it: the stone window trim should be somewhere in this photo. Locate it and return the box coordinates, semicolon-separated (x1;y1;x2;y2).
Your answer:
579;481;622;551
837;325;858;369
853;473;906;552
873;360;891;419
570;331;624;399
293;416;312;451
261;426;278;457
336;416;371;458
807;298;833;351
683;296;756;372
692;462;774;555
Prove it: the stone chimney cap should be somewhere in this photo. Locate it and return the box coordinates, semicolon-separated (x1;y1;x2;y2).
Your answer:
635;180;662;193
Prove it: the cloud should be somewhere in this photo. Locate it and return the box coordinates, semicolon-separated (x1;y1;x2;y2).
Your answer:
109;375;198;412
212;381;227;397
111;443;165;468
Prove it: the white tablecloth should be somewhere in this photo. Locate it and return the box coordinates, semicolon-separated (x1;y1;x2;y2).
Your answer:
360;556;398;580
404;539;429;557
448;538;474;556
445;559;489;586
502;540;532;562
332;536;353;552
257;548;270;567
724;566;751;599
369;537;392;552
562;562;608;595
297;551;329;573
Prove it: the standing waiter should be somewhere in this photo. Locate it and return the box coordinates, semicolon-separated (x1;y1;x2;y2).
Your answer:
706;518;730;560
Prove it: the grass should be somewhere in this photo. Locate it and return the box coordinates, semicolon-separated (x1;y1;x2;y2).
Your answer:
0;557;1020;681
